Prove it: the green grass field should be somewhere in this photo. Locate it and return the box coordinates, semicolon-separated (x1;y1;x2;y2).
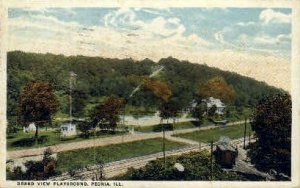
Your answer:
7;130;127;151
174;123;252;143
135;121;211;133
56;138;187;172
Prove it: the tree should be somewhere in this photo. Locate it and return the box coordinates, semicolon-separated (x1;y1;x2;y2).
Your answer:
208;105;217;117
90;96;124;132
72;89;89;117
192;102;207;126
248;93;291;176
197;77;235;103
143;78;172;102
159;101;179;123
78;121;93;138
18;80;59;139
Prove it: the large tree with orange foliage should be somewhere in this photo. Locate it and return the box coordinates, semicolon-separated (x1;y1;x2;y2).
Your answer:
197;77;235;103
143;78;172;102
18;80;59;139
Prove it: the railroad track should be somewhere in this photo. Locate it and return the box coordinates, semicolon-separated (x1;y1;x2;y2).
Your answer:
49;145;201;180
49;137;254;180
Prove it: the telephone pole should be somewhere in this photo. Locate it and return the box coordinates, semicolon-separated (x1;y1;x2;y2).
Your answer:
69;71;77;125
243;118;247;149
210;140;213;181
162;120;166;174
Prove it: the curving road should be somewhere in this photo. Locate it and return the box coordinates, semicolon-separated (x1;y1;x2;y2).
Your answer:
7;121;245;160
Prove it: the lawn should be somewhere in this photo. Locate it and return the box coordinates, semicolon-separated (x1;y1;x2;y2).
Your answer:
56;138;187;172
135;121;211;133
7;130;127;151
174;123;252;143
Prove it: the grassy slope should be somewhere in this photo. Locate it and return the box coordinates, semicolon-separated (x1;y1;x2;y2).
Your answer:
56;138;187;172
174;123;252;143
136;121;205;133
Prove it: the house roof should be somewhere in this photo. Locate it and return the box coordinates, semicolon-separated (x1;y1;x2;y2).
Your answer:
202;97;225;108
216;136;236;152
60;123;76;128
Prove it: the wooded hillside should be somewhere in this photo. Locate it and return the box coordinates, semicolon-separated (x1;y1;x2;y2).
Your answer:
7;51;283;124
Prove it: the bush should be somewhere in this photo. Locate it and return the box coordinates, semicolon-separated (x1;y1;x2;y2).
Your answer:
152;124;173;132
117;150;245;180
78;121;92;138
6;148;59;180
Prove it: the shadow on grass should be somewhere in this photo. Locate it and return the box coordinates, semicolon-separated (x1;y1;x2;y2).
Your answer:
11;136;48;147
7;135;15;139
190;121;200;127
78;130;119;139
97;130;117;135
152;124;173;132
60;136;78;142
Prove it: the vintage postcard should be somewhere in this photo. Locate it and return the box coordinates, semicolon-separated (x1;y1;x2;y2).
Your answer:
0;0;299;188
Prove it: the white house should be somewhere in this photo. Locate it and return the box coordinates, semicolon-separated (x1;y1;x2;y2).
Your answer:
23;123;36;133
60;123;77;137
203;97;226;115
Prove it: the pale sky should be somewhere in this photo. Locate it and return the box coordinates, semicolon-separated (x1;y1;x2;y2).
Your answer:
7;8;291;91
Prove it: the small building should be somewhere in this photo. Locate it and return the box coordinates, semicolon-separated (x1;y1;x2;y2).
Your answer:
60;123;77;137
214;137;238;168
23;123;36;133
203;97;226;115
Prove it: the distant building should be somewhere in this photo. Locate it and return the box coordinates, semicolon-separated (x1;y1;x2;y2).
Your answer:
23;123;36;133
203;97;226;115
60;123;77;137
214;136;238;168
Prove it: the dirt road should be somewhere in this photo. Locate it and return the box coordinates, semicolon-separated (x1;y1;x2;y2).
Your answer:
7;121;244;160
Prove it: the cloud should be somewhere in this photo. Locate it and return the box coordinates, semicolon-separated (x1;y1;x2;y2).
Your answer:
253;33;291;45
140;8;171;16
198;50;290;92
236;21;255;26
104;8;186;37
8;9;211;57
202;8;229;12
259;9;291;24
214;32;225;43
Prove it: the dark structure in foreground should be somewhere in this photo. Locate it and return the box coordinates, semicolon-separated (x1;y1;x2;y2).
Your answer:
214;137;238;168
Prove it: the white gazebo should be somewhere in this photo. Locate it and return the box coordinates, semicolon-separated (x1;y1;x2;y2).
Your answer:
23;122;36;133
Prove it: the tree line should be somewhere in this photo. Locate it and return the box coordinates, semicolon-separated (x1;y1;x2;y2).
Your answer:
8;51;282;126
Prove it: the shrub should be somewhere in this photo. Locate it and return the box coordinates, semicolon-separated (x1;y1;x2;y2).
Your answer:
117;150;245;180
152;124;173;132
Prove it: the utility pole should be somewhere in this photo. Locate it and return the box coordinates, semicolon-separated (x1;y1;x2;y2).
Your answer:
162;119;166;174
210;140;213;181
69;73;72;125
248;130;251;144
243;117;247;149
69;71;77;125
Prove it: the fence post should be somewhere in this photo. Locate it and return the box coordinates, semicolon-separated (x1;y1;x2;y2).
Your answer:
210;140;213;181
243;118;247;149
